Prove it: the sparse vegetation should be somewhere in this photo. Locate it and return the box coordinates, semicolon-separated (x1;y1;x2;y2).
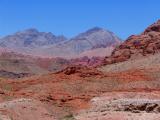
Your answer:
61;113;75;120
2;84;13;91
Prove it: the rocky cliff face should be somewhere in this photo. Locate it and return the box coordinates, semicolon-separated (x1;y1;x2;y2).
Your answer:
104;20;160;64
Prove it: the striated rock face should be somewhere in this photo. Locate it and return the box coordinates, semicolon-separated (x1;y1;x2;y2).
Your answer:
75;92;160;120
106;99;160;113
104;20;160;65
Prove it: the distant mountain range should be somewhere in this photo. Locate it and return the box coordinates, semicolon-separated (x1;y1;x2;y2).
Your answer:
0;27;121;58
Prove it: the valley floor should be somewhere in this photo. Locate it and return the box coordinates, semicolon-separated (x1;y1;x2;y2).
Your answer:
0;54;160;120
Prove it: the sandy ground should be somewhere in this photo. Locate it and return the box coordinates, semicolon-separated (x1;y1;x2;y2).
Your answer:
75;92;160;120
0;98;55;120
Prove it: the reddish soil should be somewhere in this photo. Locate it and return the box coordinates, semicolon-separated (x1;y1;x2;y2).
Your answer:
0;64;160;119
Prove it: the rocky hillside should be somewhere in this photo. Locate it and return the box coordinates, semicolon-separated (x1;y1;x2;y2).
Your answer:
104;20;160;64
0;50;105;78
0;27;121;58
68;27;120;53
0;28;66;48
0;51;70;79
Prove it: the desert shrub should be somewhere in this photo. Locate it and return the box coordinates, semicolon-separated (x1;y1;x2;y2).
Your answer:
61;113;75;120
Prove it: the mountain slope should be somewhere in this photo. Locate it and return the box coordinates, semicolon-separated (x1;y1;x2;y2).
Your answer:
0;27;121;58
37;27;121;58
68;27;121;53
0;28;67;47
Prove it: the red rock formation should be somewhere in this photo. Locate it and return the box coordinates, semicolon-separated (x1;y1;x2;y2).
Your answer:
56;65;103;77
71;56;105;67
104;20;160;65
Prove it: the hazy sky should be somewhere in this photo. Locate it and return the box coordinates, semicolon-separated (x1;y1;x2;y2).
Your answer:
0;0;160;39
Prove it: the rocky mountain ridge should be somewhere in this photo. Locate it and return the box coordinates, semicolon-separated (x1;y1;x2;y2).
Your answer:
0;27;121;58
104;19;160;64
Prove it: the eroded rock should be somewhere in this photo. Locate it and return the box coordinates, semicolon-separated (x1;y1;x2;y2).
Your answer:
104;20;160;65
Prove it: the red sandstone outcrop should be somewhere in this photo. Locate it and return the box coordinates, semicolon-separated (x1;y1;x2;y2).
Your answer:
56;65;103;77
104;20;160;65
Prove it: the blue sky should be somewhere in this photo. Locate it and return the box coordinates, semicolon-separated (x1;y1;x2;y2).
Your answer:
0;0;160;40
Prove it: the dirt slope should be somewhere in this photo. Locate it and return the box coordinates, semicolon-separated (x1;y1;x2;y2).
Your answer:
0;61;160;119
0;98;56;120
